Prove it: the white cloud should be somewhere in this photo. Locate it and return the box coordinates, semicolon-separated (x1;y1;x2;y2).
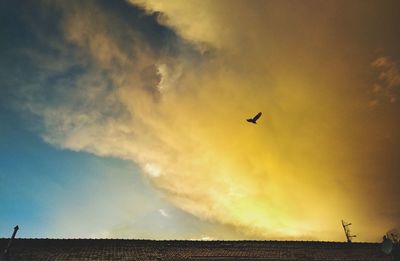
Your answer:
144;163;162;178
158;209;169;217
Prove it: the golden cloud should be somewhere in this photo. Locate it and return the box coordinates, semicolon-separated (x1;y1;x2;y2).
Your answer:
25;0;400;241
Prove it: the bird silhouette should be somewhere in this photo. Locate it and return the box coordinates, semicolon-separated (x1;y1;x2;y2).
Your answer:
246;112;262;124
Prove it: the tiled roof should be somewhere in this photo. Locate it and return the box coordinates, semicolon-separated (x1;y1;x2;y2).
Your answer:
0;239;395;260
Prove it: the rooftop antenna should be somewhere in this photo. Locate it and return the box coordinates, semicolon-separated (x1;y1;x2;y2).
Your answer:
341;220;356;243
1;225;19;261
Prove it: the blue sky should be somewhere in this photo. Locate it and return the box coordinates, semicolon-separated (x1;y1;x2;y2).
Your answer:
0;60;241;238
0;84;159;238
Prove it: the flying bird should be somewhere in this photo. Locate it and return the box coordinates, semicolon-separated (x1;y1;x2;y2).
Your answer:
246;112;262;124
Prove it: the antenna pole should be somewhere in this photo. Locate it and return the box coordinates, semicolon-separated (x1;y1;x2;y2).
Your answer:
341;220;356;243
2;225;19;260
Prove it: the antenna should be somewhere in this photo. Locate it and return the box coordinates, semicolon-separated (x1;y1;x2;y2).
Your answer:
341;220;356;243
1;225;19;261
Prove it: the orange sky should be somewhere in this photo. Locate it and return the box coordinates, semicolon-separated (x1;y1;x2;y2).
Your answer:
120;0;400;241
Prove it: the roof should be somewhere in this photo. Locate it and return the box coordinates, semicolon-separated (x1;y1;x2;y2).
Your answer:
0;239;394;260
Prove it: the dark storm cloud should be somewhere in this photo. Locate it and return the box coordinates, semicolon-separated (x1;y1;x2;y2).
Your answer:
0;0;201;129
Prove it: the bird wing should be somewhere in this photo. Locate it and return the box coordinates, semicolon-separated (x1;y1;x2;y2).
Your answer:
253;112;262;121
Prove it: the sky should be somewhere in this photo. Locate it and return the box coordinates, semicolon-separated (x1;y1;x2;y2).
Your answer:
1;0;400;242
